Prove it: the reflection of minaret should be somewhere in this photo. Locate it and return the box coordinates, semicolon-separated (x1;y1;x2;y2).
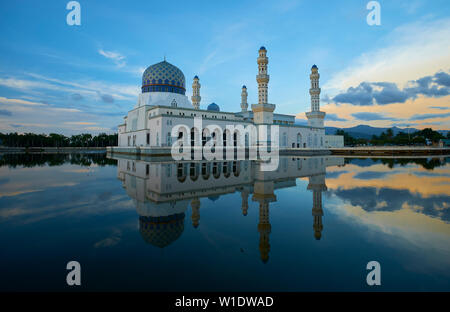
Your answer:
191;198;200;228
252;180;276;263
241;188;249;216
307;174;327;240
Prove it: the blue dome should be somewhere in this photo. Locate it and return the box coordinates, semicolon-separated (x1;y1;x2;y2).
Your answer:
260;46;266;51
242;85;246;89
312;64;318;69
207;103;220;111
142;60;186;95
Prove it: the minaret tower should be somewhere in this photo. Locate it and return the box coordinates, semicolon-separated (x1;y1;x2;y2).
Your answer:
307;174;327;240
251;47;275;126
241;85;248;112
257;47;269;104
191;76;201;109
305;65;326;128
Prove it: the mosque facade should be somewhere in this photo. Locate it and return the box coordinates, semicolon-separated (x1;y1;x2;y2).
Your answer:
113;47;343;155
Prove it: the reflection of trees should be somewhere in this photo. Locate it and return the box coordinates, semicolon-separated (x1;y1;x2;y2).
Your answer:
345;157;447;170
0;153;117;168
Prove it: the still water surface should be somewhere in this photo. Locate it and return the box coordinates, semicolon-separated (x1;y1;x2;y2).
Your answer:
0;153;449;291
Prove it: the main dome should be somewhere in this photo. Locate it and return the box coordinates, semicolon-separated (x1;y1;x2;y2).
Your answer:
142;60;186;95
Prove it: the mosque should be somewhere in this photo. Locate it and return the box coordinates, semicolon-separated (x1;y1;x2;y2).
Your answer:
111;47;343;156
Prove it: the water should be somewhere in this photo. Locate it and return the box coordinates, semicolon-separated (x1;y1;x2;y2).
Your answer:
0;153;449;291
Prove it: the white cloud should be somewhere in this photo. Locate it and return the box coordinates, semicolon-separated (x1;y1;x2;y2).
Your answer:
98;49;126;67
324;18;450;94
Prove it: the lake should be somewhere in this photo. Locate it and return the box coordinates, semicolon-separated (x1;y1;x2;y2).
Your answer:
0;153;449;291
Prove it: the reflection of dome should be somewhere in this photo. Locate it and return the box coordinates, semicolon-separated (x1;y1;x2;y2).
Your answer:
141;61;186;95
207;103;220;111
139;213;185;248
208;196;219;202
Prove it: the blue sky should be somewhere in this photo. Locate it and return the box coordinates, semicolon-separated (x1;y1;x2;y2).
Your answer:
0;0;449;134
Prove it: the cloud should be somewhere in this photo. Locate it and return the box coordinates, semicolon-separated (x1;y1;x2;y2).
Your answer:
98;49;126;67
324;18;450;92
0;96;46;106
429;106;449;110
352;112;399;121
332;71;450;106
0;109;12;116
435;71;450;87
404;72;450;98
100;93;114;103
326;113;347;122
409;112;450;121
333;82;374;106
71;93;83;101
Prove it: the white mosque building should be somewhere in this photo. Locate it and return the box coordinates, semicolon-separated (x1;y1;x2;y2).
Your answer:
111;46;343;156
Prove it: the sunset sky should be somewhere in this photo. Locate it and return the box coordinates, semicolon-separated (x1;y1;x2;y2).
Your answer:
0;0;449;135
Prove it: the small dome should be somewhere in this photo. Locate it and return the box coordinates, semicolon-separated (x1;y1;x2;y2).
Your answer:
259;46;266;51
207;103;220;111
194;75;199;79
242;85;247;89
312;64;318;69
141;60;186;95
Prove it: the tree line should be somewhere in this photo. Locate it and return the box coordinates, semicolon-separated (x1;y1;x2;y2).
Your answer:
335;128;449;146
0;132;118;147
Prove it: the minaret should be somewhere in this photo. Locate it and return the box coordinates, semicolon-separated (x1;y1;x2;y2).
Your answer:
191;198;200;228
305;65;326;128
257;47;269;104
191;76;201;109
251;47;275;126
241;85;248;112
307;174;327;240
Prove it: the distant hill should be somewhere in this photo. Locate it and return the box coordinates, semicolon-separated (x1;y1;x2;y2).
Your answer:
294;120;448;139
325;125;448;139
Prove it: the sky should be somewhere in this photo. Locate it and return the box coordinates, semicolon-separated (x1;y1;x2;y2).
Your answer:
0;0;449;135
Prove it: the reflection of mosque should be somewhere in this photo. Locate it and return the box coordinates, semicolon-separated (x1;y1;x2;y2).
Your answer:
112;155;344;261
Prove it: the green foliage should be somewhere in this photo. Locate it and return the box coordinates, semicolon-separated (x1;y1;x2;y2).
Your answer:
0;132;117;147
336;127;444;146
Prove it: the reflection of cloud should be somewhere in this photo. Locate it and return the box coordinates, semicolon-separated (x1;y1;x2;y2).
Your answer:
327;198;450;277
94;230;122;248
326;163;450;198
